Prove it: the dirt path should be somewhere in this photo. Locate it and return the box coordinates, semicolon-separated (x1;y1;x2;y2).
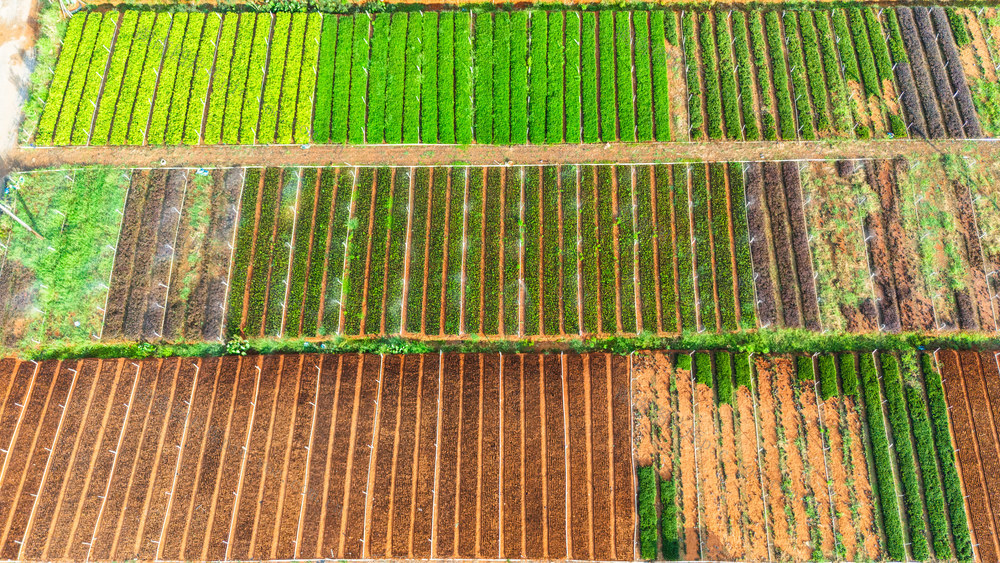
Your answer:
12;138;1000;171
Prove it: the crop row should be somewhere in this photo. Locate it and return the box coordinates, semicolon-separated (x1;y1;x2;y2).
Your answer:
921;353;974;560
678;7;916;142
859;352;906;561
39;8;681;145
37;5;989;146
224;164;758;337
632;350;973;563
637;466;679;560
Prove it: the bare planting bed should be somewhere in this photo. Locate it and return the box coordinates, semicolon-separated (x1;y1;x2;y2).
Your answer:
0;353;633;561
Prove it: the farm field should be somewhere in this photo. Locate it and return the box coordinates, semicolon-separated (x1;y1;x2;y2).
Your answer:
0;168;130;348
6;157;1000;349
23;5;991;148
220;163;756;340
937;349;1000;562
0;353;633;561
634;349;974;562
0;348;986;563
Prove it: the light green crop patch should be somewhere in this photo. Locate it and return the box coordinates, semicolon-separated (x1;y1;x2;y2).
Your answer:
0;168;129;348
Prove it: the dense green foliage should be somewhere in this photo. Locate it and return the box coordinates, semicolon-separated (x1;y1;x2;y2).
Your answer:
946;7;970;46
675;165;695;330
661;479;679;559
880;353;930;560
860;352;906;561
699;12;723;139
796;354;815;380
650;12;671;141
715;350;733;403
840;351;858;395
654;165;676;331
818;353;837;399
637;466;658;560
691;164;715;329
901;353;952;559
695;351;712;386
682;12;703;139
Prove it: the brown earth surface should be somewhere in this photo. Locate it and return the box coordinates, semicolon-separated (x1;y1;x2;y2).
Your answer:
0;353;633;561
12;139;1000;171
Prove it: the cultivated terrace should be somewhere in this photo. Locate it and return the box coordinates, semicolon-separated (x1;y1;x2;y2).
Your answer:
3;1;1000;562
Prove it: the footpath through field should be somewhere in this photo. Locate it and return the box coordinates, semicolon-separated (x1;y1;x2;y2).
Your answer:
0;353;634;562
10;138;1000;170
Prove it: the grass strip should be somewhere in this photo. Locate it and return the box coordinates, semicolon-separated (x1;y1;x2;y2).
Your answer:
564;13;582;143
581;12;598;143
503;167;522;334
239;14;269;144
72;12;122;145
362;168;393;335
341;168;374;335
483;168;502;335
258;13;290;144
424;169;448;335
225;168;261;338
475;13;494;144
599;11;616;141
691;163;715;330
455;12;473;143
655;164;676;332
53;13;104;146
492;12;510;145
383;14;407;143
421;13;439;143
581;167;600;333
617;166;637;332
542;167;560;334
860;352;906;561
597;166;616;332
303;169;337;335
528;11;548;144
437;13;455;143
402;13;422;144
523;166;541;334
245;168;281;336
204;13;239;145
346;15;370;144
264;169;299;336
443;168;465;334
284;168;317;336
710;163;736;331
404;168;430;334
675;165;695;330
464;168;484;334
366;14;389;143
383;169;411;334
547;11;565;143
615;11;634;141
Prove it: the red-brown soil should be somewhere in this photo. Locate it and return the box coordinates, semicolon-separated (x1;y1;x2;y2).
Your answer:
675;355;699;560
755;357;790;559
479;355;500;557
941;349;1000;562
565;353;591;559
0;353;633;561
823;397;860;560
735;383;769;561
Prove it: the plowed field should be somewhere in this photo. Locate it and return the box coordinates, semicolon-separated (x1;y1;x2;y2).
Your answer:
0;353;633;561
939;349;1000;562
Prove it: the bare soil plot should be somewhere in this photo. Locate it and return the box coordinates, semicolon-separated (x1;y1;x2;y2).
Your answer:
940;349;1000;562
0;352;632;561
